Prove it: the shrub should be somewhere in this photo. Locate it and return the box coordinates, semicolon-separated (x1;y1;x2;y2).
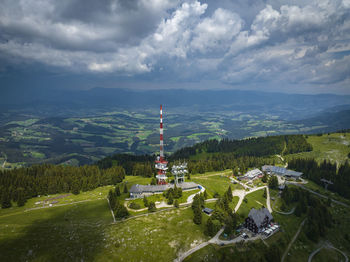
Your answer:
129;202;141;210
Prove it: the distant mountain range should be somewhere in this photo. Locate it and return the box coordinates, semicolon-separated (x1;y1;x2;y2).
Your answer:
1;87;350;167
2;87;350;120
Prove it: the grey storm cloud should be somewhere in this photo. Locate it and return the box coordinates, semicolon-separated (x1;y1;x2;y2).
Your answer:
0;0;350;93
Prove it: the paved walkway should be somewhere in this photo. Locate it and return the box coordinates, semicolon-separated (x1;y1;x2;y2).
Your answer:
281;218;306;262
124;186;205;212
265;186;272;213
186;185;205;203
194;171;231;178
232;190;246;212
276;154;288;168
274;206;295;215
230;177;252;190
175;185;271;262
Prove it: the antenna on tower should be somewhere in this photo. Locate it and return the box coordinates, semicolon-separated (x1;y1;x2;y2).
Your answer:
155;105;168;185
172;162;188;185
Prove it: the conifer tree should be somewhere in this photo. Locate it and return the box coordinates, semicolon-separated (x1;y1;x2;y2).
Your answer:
115;186;121;196
123;183;128;194
1;191;11;209
167;192;174;205
143;195;149;207
150;177;157;185
17;187;26;207
203;190;208;200
193;208;202;225
226;186;233;202
148;201;156;212
263;188;267;199
71;180;80;195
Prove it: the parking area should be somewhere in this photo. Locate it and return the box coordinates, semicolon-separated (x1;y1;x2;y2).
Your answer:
260;223;280;239
238;222;280;240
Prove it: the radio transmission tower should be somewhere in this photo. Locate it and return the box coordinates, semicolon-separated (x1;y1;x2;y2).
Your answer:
155;105;168;185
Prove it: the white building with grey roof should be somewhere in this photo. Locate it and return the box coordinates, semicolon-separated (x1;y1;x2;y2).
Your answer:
129;182;199;199
262;165;303;178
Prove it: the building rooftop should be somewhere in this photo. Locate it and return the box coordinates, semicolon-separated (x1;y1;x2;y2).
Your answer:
262;165;302;177
203;207;214;214
248;207;273;228
129;182;199;194
244;168;263;179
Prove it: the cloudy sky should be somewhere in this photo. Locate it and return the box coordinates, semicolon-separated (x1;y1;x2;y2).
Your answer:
1;0;350;94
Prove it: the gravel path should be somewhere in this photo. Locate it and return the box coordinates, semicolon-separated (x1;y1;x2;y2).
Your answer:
107;197;116;223
287;182;349;207
281;218;306;262
175;185;271;262
308;242;348;262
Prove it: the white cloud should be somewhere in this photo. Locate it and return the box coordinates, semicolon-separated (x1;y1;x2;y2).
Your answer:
191;8;243;53
0;0;349;93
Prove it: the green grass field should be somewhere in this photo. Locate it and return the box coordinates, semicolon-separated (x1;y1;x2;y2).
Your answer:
285;132;350;164
191;171;243;198
99;207;210;262
0;185;114;218
1;170;349;262
0;199;112;261
237;188;268;218
0;180;210;261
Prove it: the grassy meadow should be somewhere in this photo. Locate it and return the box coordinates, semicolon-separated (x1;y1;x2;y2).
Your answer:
285;132;350;164
237;188;268;218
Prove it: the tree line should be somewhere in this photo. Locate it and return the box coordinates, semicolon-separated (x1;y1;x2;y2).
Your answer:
107;184;129;219
288;158;350;199
96;153;155;173
0;164;125;208
171;135;312;160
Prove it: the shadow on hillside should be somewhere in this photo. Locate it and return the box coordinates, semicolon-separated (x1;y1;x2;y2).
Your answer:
0;203;107;262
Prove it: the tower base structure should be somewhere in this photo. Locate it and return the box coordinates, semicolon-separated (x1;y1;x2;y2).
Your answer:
155;156;168;185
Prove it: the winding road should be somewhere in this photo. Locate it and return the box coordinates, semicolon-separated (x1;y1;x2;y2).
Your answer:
287;182;349;207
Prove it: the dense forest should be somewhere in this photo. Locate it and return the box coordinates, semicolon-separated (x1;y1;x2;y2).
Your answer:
0;164;125;208
281;186;333;242
170;135;312;159
95;134;312;176
96;153;155;174
288;158;350;199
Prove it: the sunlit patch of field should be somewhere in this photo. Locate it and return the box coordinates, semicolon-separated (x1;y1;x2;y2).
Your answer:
285;132;350;164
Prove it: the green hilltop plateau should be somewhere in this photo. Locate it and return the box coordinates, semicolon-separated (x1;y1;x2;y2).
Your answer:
0;130;350;261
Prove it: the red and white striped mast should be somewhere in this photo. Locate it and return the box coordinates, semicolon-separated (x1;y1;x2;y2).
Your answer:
155;104;168;185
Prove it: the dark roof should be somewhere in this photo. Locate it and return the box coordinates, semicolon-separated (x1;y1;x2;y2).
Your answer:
129;184;143;194
129;182;199;194
177;182;199;190
248;208;273;228
285;169;303;177
262;165;303;177
203;207;214;214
